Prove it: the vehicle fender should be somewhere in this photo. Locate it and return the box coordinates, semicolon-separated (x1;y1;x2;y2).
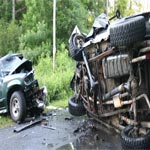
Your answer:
1;80;23;112
7;79;23;90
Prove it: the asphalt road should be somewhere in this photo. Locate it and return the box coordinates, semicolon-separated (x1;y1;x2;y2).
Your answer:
0;109;121;150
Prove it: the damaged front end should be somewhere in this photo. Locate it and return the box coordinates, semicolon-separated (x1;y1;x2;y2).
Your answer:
24;71;47;113
8;54;47;114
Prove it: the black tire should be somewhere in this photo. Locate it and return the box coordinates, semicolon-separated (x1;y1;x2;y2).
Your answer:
121;125;150;150
69;33;85;61
110;16;146;48
68;96;86;116
9;91;26;122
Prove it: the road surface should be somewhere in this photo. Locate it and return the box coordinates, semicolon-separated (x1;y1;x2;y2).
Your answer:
0;108;121;150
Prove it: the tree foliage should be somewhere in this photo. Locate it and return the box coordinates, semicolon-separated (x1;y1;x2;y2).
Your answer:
0;0;25;22
22;0;52;30
0;0;144;58
56;0;88;44
0;20;21;56
109;0;143;17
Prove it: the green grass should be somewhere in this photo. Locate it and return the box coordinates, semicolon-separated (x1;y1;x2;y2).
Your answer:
50;99;68;108
0;114;14;128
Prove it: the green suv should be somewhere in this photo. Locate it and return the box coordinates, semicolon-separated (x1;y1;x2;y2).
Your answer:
0;54;46;122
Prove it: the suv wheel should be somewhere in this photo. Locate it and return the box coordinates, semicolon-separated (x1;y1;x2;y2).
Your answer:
68;96;86;116
9;91;26;122
110;16;146;49
121;125;150;149
69;33;85;61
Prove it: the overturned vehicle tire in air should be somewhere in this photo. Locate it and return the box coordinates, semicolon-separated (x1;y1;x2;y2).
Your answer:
69;33;85;61
110;16;146;49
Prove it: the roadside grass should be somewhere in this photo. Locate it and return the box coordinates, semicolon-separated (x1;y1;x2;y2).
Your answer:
0;114;14;128
50;98;68;108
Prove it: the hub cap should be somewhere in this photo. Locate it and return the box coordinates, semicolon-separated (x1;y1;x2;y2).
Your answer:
12;98;20;118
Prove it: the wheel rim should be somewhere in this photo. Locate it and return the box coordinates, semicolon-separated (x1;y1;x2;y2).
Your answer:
11;97;20;118
73;35;84;49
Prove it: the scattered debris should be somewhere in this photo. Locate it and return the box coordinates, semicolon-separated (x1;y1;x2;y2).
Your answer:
89;124;97;131
42;112;53;117
73;119;98;135
14;117;45;133
0;109;121;150
73;127;80;134
23;117;36;123
41;125;56;130
41;121;48;126
22;134;28;138
94;134;99;141
65;117;73;121
13;111;58;133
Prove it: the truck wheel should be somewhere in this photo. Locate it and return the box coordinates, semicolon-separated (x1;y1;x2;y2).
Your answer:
110;16;146;49
68;96;86;116
121;125;150;150
69;33;85;61
9;91;26;122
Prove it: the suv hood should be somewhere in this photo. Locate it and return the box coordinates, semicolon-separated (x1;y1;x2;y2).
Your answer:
0;54;32;77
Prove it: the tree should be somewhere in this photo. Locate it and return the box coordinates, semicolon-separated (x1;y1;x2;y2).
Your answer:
21;0;52;30
12;0;15;20
109;0;143;17
20;0;52;63
21;0;89;50
81;0;105;28
56;0;88;44
0;21;21;56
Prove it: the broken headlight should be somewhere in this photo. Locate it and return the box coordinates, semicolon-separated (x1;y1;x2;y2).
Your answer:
24;71;34;85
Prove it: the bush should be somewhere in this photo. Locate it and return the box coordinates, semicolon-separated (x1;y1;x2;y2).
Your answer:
20;42;51;64
34;49;74;104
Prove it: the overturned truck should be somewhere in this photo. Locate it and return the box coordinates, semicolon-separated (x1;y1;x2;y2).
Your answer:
68;11;150;149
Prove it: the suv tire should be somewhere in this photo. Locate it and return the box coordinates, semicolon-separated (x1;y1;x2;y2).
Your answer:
10;91;26;122
69;33;85;61
68;96;86;116
110;16;146;49
121;125;150;149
